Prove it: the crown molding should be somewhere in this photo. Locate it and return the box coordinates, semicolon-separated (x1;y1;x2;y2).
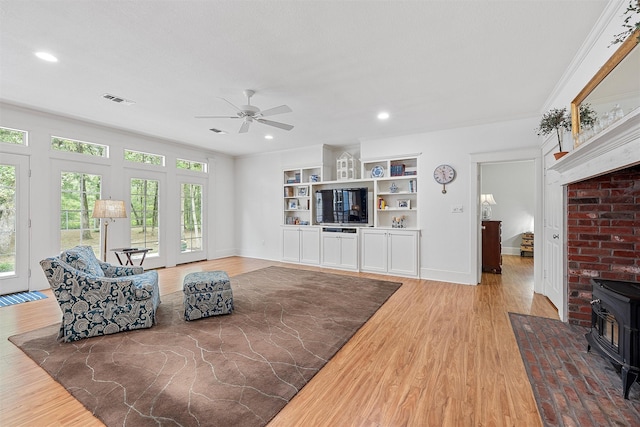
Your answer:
542;0;624;111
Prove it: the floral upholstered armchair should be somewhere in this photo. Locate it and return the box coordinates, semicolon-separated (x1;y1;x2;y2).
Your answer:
40;245;160;342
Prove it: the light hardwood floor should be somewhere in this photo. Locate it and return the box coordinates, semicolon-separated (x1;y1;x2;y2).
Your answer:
0;255;558;426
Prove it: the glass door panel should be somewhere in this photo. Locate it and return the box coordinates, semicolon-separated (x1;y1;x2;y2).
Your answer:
0;154;29;294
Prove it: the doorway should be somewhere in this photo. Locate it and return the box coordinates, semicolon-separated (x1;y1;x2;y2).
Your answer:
480;160;535;280
469;148;542;293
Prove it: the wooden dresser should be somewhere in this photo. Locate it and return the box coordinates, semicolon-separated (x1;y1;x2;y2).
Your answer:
482;220;502;274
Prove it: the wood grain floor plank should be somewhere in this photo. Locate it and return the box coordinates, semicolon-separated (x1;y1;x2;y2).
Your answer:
0;255;557;426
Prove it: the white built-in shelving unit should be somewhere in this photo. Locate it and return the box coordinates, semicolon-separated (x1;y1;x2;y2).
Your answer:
362;157;418;229
283;166;328;226
281;155;420;277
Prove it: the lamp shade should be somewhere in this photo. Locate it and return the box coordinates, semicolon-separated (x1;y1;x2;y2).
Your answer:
480;194;497;205
92;199;127;219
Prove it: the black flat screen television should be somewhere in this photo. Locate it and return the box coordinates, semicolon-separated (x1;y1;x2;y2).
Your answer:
315;188;368;225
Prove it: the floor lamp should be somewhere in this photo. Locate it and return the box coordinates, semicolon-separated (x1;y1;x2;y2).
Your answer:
92;199;127;262
481;194;497;220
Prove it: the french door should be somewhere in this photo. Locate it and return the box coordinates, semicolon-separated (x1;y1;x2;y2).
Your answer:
177;178;207;264
126;169;166;269
0;154;29;295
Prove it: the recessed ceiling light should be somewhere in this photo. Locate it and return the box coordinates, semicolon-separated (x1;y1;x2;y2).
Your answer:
35;52;58;62
377;111;390;120
265;135;274;140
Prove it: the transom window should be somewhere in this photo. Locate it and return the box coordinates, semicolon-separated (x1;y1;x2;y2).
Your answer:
0;126;27;145
124;149;165;166
52;136;108;157
176;158;207;173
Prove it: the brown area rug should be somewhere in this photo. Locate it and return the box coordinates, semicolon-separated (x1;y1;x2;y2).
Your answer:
509;313;640;427
10;266;401;427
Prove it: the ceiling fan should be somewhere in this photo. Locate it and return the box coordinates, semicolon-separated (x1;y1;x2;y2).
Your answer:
196;89;294;134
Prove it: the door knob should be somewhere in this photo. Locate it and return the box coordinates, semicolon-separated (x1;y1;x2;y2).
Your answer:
553;234;559;239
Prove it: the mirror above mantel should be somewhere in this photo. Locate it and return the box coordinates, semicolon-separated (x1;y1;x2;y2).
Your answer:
571;29;640;147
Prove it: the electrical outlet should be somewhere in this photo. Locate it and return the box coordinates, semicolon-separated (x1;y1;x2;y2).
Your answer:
451;205;463;213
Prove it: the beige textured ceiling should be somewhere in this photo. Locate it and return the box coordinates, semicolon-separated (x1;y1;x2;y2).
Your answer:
0;1;608;156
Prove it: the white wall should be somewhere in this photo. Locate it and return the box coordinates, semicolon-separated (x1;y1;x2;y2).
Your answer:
360;118;540;283
481;161;535;254
0;102;235;291
234;145;327;260
543;1;634;123
234;116;541;284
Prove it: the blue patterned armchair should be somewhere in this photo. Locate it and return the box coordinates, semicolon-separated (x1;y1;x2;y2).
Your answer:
40;245;160;342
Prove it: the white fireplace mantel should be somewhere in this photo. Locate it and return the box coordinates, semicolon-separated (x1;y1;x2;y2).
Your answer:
549;108;640;185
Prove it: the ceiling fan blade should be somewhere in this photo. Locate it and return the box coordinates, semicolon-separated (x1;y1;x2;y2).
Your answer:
219;97;242;113
195;115;239;119
256;118;294;131
239;120;251;133
259;105;292;117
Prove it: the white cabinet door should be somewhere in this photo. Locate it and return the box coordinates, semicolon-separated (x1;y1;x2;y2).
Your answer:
321;232;359;270
361;229;388;273
361;229;419;277
321;234;342;267
300;227;320;265
339;234;359;270
387;230;419;277
282;227;301;262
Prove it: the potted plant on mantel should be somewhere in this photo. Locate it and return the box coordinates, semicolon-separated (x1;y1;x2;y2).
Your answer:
537;107;571;160
537;105;598;159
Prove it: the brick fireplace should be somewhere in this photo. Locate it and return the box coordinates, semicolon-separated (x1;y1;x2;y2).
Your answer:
566;164;640;326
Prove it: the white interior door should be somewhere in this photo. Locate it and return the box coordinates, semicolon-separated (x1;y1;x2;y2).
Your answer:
544;168;566;320
0;154;29;295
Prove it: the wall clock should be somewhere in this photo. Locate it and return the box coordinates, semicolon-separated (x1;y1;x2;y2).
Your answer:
433;164;456;194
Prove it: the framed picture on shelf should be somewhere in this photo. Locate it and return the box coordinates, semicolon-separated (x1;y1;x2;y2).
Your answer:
297;186;308;197
288;199;299;210
397;199;410;209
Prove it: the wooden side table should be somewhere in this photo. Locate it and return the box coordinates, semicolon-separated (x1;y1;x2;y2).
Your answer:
111;248;150;266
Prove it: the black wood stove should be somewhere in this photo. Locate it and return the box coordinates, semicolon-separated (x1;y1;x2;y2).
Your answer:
587;278;640;399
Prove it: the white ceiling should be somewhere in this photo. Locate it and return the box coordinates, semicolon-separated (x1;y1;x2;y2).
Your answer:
0;1;609;157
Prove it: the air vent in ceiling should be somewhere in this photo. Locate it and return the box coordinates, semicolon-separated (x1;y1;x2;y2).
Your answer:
209;128;227;134
102;93;135;105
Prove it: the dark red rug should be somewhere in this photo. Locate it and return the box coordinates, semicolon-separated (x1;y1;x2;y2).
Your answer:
509;313;640;426
10;266;400;427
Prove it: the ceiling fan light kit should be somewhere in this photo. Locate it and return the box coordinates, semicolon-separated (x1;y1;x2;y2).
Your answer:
196;89;293;134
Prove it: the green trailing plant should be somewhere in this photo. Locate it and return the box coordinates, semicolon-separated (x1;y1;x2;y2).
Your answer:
611;0;640;46
537;108;571;152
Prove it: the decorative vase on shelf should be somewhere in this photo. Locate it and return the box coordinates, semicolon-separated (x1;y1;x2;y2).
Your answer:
389;182;398;193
